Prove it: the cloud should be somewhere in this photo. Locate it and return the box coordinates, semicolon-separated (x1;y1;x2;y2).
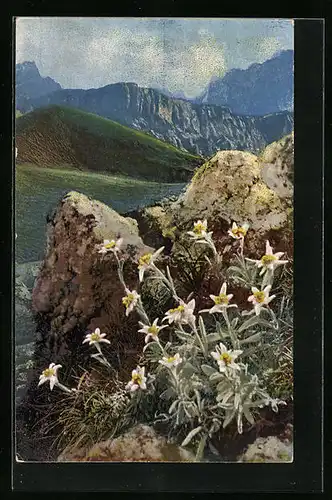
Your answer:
15;18;293;97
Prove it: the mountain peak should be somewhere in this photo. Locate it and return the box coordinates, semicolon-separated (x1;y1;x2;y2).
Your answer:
16;61;62;111
16;60;41;80
197;50;294;115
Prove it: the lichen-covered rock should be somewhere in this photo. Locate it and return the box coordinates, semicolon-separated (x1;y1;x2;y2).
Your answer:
260;133;294;199
133;137;294;276
57;424;195;462
31;191;154;370
238;435;293;463
169;149;289;233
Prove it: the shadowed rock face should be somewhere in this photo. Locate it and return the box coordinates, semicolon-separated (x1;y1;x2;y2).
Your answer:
31;191;153;374
197;50;294;116
18;81;293;157
16;61;62;111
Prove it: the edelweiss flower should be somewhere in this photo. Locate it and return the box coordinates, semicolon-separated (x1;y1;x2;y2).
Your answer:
187;219;213;240
159;353;182;368
138;318;167;343
98;238;123;255
246;240;288;275
209;282;237;313
82;327;110;346
248;285;276;316
211;343;242;373
122;289;140;316
162;299;196;326
137;246;164;282
125;366;147;392
38;363;62;391
228;222;250;240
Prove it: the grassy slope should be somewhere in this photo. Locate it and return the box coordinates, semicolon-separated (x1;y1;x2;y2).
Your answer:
15;164;186;263
15;105;202;182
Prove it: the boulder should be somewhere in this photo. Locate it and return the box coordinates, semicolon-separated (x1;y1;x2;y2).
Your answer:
31;191;154;371
169;147;291;233
260;132;294;199
237;434;293;463
137;135;293;239
58;424;195;462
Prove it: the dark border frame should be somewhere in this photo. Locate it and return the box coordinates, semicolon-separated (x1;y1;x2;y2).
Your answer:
0;16;324;493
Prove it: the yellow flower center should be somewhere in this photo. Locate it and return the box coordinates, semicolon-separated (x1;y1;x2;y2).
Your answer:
232;227;247;237
214;293;229;305
169;305;185;314
138;253;152;267
42;368;55;377
104;241;116;249
167;356;177;363
254;291;266;303
90;333;101;341
193;223;206;235
148;325;159;335
261;254;277;266
132;373;142;384
122;293;135;308
219;353;232;365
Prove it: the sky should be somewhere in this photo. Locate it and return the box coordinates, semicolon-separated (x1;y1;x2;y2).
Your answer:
16;17;294;98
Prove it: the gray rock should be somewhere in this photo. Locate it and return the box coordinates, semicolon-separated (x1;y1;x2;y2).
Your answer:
260;133;294;199
237;435;293;463
58;424;196;462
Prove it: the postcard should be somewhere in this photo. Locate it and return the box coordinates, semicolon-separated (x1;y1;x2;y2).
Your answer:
15;17;295;465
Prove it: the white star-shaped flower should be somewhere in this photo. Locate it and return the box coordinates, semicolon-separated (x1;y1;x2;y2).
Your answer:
211;343;242;373
158;352;182;368
98;238;123;255
246;240;288;275
228;222;250;240
38;363;62;391
82;327;110;346
187;219;213;240
125;366;147;392
247;285;276;315
122;289;140;316
138;318;167;344
137;246;164;282
208;282;237;313
162;298;196;326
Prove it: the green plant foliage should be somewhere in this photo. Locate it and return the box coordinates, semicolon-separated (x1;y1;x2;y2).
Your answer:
40;220;293;462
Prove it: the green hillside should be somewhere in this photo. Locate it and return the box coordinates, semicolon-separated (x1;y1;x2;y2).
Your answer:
15;105;202;182
15;164;186;263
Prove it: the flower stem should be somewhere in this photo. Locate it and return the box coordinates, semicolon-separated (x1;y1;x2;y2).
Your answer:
222;309;239;350
55;382;73;394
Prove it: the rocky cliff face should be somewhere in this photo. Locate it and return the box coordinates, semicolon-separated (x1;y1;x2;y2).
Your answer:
18;82;293;157
16;61;62;111
196;50;294;115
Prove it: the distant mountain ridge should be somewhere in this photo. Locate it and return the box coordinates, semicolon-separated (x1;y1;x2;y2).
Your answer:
16;81;293;157
16;61;62;111
195;50;294;115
